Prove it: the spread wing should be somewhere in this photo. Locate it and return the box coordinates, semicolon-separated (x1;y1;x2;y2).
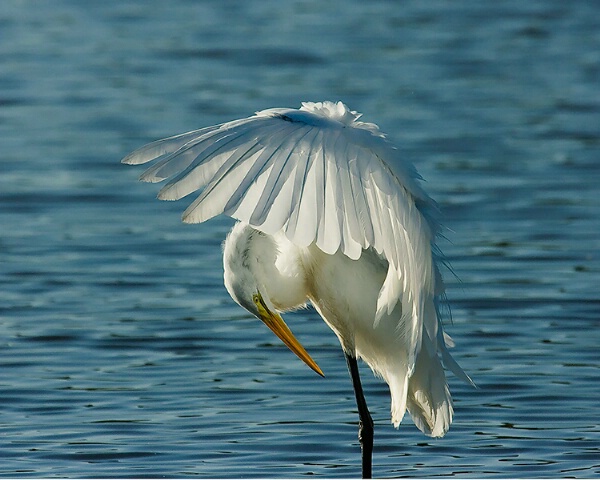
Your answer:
122;101;442;370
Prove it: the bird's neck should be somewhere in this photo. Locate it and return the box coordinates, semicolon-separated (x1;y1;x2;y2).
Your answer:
230;223;310;312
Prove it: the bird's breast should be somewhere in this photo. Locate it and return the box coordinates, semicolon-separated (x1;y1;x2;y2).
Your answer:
300;246;392;351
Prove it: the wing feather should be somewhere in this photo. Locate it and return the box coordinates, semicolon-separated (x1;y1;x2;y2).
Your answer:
122;101;443;372
316;129;343;255
337;139;364;259
250;124;313;227
283;127;321;247
222;124;295;217
158;120;283;201
122;125;219;169
347;143;373;248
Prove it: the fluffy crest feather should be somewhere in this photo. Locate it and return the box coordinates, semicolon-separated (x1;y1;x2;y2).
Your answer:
298;101;383;136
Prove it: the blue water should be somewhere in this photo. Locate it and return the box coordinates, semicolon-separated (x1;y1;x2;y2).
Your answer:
1;1;599;477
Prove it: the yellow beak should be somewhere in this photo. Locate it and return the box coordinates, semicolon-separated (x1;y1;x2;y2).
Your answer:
255;295;324;377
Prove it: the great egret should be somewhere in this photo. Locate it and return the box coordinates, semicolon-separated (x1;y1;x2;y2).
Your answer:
122;101;472;478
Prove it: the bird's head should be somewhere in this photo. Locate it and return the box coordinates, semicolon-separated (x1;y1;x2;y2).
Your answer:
223;223;323;376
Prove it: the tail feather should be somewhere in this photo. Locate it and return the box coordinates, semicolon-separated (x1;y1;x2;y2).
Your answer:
406;334;453;437
389;374;409;428
439;329;476;387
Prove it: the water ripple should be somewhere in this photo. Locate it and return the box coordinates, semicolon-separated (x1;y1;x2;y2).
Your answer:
1;0;599;477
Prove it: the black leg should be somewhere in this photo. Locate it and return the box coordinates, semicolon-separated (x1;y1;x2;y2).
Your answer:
345;353;374;479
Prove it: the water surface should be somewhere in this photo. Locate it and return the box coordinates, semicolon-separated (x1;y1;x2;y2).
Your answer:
1;1;599;477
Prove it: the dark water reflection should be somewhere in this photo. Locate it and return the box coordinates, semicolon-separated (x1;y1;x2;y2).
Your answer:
1;0;599;477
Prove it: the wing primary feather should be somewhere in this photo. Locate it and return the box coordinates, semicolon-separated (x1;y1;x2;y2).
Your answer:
348;144;375;247
375;183;397;267
363;173;384;255
214;123;298;215
121;125;220;166
249;124;313;226
220;122;294;222
316;129;343;255
332;132;353;257
183;138;282;223
211;141;266;212
182;122;293;223
129;115;263;176
285;127;321;246
259;125;317;234
137;126;225;182
158;119;280;201
312;130;326;246
181;154;264;224
336;134;364;258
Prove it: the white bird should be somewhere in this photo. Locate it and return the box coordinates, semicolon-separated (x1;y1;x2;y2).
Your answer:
122;101;472;478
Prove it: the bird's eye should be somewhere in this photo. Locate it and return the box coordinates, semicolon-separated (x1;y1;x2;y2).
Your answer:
252;294;260;305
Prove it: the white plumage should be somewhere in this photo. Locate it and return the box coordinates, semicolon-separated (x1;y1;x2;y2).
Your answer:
122;101;472;474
